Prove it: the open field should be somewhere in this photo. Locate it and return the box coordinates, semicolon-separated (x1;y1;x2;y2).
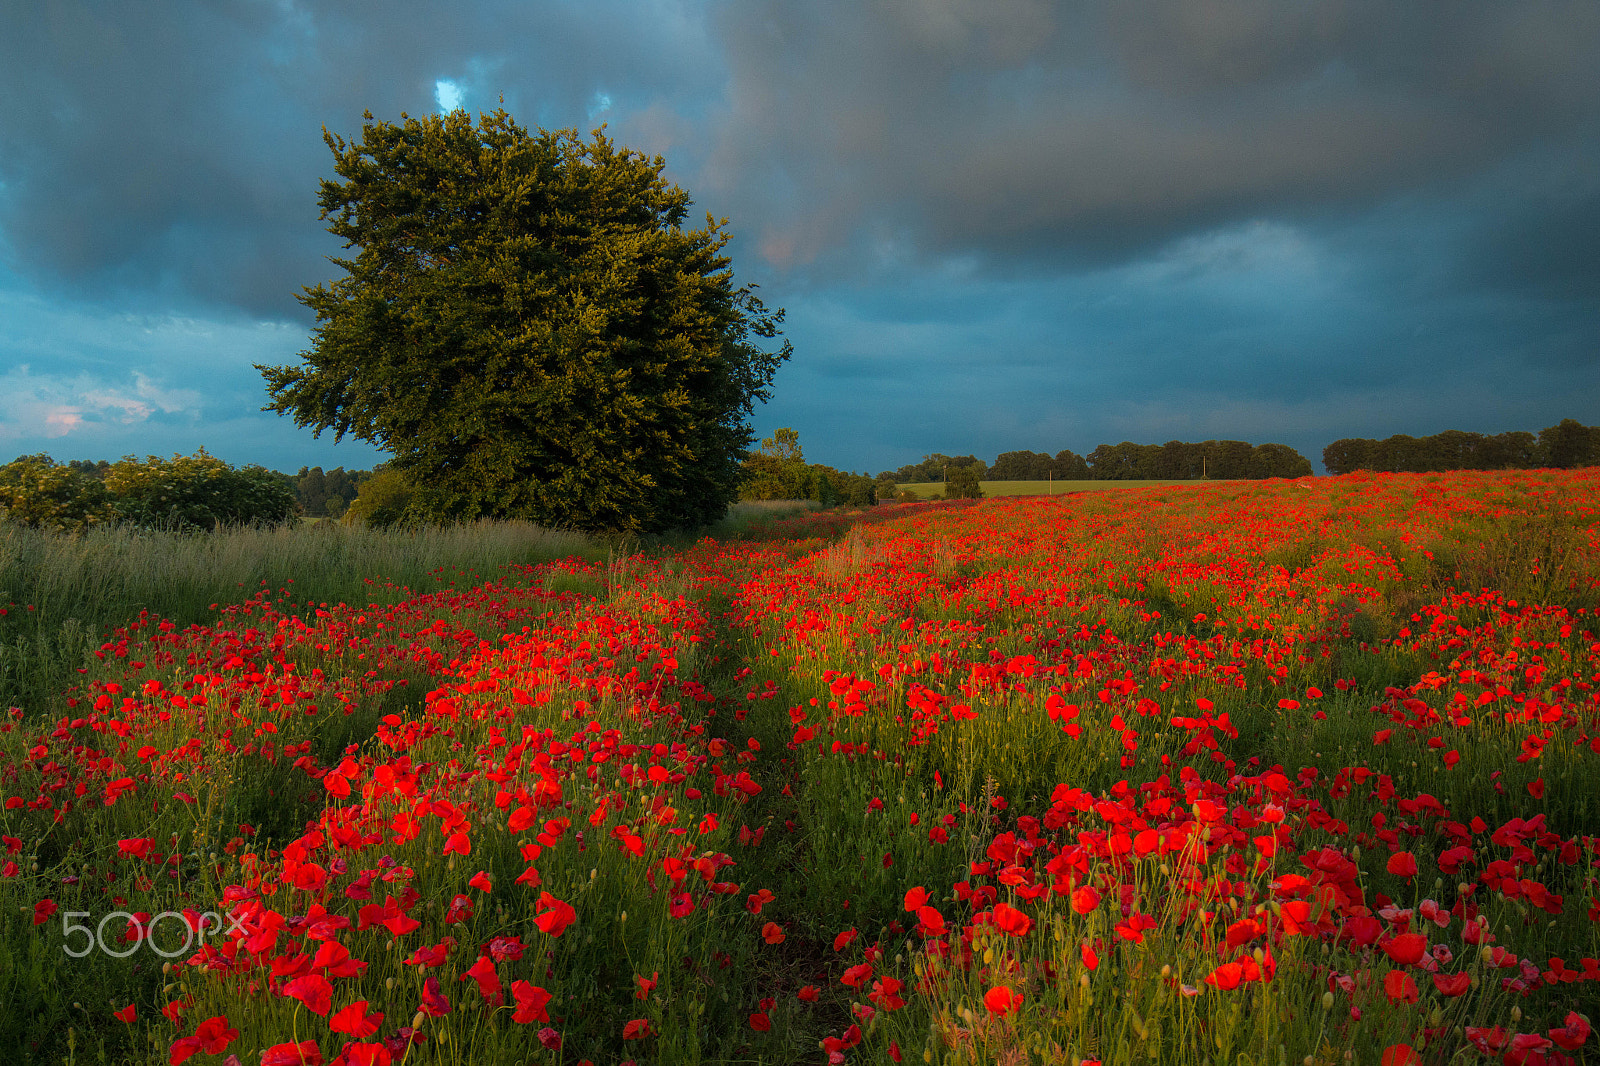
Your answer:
2;470;1598;1065
0;519;599;717
897;478;1245;498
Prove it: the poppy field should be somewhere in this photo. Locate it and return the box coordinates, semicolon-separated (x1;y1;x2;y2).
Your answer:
3;469;1599;1066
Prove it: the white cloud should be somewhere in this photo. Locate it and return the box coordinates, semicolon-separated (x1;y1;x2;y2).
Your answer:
435;78;464;112
0;366;202;443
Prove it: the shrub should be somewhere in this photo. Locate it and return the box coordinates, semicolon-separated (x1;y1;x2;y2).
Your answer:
104;450;296;530
0;455;115;532
945;466;983;499
342;468;415;528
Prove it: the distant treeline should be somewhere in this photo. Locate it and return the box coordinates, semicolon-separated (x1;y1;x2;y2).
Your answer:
1;452;296;532
1323;419;1599;475
739;429;878;506
60;458;380;519
291;465;379;518
881;439;1312;483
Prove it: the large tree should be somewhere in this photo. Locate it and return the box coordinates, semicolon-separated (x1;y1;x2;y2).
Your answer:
260;109;789;534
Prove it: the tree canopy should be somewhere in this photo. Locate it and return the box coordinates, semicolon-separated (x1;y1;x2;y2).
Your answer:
1322;420;1595;475
260;109;789;534
738;428;876;506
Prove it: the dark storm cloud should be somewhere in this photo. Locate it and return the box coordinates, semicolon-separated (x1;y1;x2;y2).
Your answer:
705;0;1600;284
0;0;1596;475
4;1;1594;315
0;0;720;318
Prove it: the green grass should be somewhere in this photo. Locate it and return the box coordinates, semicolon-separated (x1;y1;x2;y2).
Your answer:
896;478;1245;498
0;519;599;715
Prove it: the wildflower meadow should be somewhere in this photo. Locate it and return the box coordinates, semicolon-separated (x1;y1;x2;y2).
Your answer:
2;469;1597;1066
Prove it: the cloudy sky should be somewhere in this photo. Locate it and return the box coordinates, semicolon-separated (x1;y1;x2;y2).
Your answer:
1;1;1596;476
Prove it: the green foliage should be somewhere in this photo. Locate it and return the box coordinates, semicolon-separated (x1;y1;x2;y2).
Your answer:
293;465;370;517
103;450;296;530
0;455;115;531
1;451;294;532
1323;419;1597;475
260;108;789;535
739;428;876;507
1053;448;1090;479
1538;418;1600;469
1087;439;1312;480
989;449;1051;479
881;454;989;483
760;427;802;463
341;467;415;529
740;428;811;500
1086;441;1158;480
1251;441;1314;478
944;465;983;498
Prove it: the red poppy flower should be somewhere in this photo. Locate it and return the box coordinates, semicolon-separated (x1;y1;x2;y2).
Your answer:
261;1041;323;1066
190;1016;237;1054
762;921;785;944
982;985;1022;1016
1385;852;1417;880
903;886;928;911
1114;912;1156;944
534;893;576;937
841;963;873;988
1382;970;1419;1004
1507;1034;1553;1062
916;906;946;936
797;985;820;1002
282;973;332;1016
1205;962;1243;990
32;899;57;926
419;975;452;1017
462;955;501;1002
991;902;1033;937
1081;943;1099;971
749;1012;771;1032
1431;971;1471;997
487;935;524;962
622;1019;653;1040
511;981;551;1024
1380;1045;1420;1066
1279;900;1314;936
118;838;153;859
114;1004;136;1024
444;894;475;924
1382;934;1427;966
168;1037;203;1066
869;976;906;1011
1070;886;1101;914
833;928;858;951
329;1001;383;1038
1550;1012;1592;1051
1225;919;1262;950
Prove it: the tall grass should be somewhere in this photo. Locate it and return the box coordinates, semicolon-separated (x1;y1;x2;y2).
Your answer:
0;519;597;714
704;499;822;539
